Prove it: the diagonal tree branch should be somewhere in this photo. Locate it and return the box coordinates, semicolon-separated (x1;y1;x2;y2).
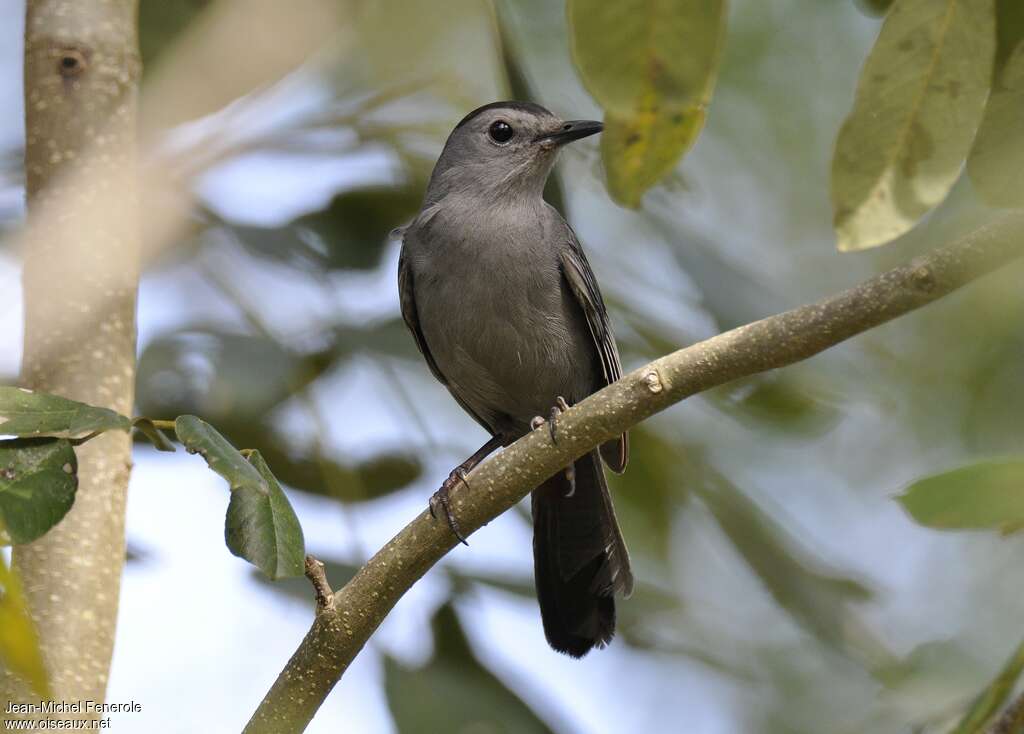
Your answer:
243;213;1024;734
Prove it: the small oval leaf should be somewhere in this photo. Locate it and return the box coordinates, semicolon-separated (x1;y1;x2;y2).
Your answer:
225;450;305;580
0;438;78;545
175;415;267;494
0;386;131;439
831;0;995;251
175;416;305;578
897;458;1024;530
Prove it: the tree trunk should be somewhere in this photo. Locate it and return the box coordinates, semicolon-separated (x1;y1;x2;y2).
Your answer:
2;0;140;719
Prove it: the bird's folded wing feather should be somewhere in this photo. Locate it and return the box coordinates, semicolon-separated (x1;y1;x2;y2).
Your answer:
559;232;629;472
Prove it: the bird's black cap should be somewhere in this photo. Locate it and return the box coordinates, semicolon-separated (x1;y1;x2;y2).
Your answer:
454;100;554;130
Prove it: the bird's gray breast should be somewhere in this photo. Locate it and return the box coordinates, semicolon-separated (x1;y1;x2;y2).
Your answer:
405;201;595;434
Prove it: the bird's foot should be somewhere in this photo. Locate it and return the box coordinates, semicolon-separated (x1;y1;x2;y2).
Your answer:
429;468;470;546
563;462;576;498
531;395;570;444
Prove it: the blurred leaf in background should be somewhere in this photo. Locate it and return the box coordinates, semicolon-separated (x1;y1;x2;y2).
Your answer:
831;0;995;250
966;0;1024;209
384;603;556;734
0;556;50;698
898;459;1024;532
568;0;727;206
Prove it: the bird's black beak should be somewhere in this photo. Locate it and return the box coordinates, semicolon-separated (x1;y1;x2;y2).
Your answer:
533;119;603;146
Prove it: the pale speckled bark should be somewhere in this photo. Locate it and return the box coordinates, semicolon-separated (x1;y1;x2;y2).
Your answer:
245;214;1024;733
2;0;140;719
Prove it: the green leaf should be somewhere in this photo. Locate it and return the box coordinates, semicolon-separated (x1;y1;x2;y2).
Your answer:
0;555;50;698
225;451;306;580
0;386;131;439
175;415;305;579
0;439;78;545
131;418;176;452
384;603;554;733
831;0;995;250
897;458;1024;531
568;0;727;206
951;639;1024;734
966;35;1024;207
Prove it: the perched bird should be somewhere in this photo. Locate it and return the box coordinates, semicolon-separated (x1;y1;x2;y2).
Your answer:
398;101;633;657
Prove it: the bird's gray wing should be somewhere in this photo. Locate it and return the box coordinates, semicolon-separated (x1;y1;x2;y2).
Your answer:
559;231;629;473
398;242;494;435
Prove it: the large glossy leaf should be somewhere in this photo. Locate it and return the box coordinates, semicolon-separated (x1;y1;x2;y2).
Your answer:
831;0;995;250
951;639;1024;734
175;415;305;579
966;5;1024;208
0;555;50;698
0;438;78;545
897;458;1024;531
384;603;554;733
0;386;130;439
568;0;727;207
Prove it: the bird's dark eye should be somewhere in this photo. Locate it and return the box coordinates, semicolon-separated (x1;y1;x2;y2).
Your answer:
488;120;514;144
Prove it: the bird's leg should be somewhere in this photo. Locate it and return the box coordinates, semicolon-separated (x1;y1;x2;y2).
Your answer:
531;396;576;497
429;435;504;545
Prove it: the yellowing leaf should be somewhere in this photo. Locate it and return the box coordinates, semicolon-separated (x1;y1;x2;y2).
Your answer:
568;0;727;207
0;555;50;698
831;0;995;251
568;0;725;115
602;105;705;208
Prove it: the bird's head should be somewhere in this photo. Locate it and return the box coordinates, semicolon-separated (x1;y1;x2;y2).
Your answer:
424;101;602;204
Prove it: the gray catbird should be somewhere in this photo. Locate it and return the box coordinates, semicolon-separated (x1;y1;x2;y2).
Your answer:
398;101;633;657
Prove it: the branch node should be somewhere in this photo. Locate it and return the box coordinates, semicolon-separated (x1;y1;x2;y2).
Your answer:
644;370;664;394
910;264;936;293
304;555;333;612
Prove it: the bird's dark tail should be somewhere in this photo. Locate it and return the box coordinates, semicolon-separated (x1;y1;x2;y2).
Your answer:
531;450;633;658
